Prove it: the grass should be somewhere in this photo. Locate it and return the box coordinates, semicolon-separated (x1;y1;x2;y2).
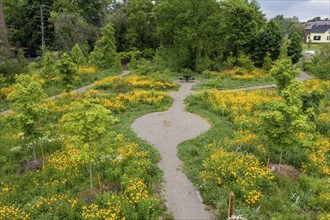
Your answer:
302;43;322;52
177;79;330;219
0;72;177;219
192;74;276;91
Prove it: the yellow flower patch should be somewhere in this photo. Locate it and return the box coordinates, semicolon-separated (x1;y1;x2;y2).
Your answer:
200;148;273;206
0;203;30;219
78;66;98;74
44;149;79;172
124;178;149;204
82;197;125;220
0;85;14;101
95;75;175;90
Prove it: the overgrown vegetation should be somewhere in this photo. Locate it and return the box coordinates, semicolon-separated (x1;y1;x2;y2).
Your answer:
180;78;329;219
0;73;175;219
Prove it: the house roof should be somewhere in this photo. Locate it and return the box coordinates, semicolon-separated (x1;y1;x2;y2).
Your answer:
305;20;330;33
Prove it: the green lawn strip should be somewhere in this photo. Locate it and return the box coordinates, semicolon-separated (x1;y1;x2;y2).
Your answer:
192;75;276;91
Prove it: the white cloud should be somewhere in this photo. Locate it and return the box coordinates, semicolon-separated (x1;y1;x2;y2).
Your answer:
258;0;330;21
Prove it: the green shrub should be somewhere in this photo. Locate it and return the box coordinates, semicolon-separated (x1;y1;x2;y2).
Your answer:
237;54;255;73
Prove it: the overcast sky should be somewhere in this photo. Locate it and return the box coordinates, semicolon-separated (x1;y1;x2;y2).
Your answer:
257;0;330;22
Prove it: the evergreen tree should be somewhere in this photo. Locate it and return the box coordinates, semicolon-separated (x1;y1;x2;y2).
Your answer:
288;31;302;64
251;20;283;67
57;52;77;84
89;22;119;70
71;43;87;65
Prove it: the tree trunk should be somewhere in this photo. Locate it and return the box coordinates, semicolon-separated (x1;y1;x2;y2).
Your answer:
0;0;10;54
89;162;93;191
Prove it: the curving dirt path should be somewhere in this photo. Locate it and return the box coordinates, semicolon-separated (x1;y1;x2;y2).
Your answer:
131;81;214;220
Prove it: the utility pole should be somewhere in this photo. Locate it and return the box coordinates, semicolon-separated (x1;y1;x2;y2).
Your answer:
39;4;46;55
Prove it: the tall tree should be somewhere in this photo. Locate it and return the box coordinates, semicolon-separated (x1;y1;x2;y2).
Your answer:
60;100;117;190
154;0;224;71
250;20;283;67
220;0;260;58
89;22;119;69
0;0;9;56
3;0;55;57
287;31;302;64
106;1;129;52
124;0;157;51
50;11;94;52
271;58;300;92
7;75;48;163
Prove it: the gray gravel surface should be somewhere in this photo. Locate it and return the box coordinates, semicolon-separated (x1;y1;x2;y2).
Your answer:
131;81;214;220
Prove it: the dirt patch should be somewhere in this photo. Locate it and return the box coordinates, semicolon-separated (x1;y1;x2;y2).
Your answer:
102;183;121;193
20;159;43;172
77;189;99;205
269;164;301;180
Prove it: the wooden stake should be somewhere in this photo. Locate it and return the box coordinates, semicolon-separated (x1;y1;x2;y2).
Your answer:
40;143;45;164
266;158;270;169
38;121;44;164
228;191;235;218
98;174;102;193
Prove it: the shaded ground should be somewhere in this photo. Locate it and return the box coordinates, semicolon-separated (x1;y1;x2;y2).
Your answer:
131;81;214;219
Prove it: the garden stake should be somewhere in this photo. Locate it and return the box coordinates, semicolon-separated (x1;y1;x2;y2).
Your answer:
228;191;235;218
38;121;44;164
98;174;103;193
40;143;45;164
267;158;270;169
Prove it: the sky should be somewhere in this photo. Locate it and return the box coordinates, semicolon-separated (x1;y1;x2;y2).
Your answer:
257;0;330;22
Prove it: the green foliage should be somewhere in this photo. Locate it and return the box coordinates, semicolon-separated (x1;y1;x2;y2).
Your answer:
303;44;330;80
57;52;78;84
3;0;55;57
271;58;300;91
0;73;7;87
221;0;261;57
237;54;255;73
300;90;324;119
7;75;47;136
6;74;47;162
124;0;157;51
260;82;315;167
262;52;273;71
60;99;117;189
288;31;303;64
250;20;283;67
154;0;224;71
41;51;59;81
89;22;119;70
50;12;93;53
271;15;303;37
70;43;87;65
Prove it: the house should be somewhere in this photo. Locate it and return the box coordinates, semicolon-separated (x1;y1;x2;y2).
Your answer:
305;20;330;43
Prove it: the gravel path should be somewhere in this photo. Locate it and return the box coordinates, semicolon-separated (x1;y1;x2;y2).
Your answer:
223;71;313;91
131;81;214;220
